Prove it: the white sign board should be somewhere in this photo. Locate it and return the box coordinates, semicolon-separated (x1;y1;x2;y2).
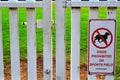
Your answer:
88;19;116;74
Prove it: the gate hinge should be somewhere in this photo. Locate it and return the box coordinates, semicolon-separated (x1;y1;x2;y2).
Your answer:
63;1;68;8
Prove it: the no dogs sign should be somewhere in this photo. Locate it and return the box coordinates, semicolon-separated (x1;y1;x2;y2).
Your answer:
88;19;116;74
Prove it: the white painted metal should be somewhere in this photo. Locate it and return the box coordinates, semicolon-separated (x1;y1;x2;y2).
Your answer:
71;8;80;80
27;0;37;79
71;0;80;79
0;1;43;8
56;0;66;80
43;0;52;80
37;20;53;28
27;8;37;80
67;1;120;7
88;74;96;80
107;2;117;41
22;20;53;28
21;20;43;28
10;9;20;80
36;20;43;28
88;0;98;80
0;8;4;80
105;75;114;80
105;0;117;79
89;7;98;19
107;7;116;19
9;0;20;80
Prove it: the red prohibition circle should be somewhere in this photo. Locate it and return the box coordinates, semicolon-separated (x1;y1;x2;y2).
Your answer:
92;28;113;49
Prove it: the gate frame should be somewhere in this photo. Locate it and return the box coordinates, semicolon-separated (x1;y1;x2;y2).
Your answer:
0;0;52;80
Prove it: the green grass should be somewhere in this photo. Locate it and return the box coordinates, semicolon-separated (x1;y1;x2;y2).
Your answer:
1;2;120;79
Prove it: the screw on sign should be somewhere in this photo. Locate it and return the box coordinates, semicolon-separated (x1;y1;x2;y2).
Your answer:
92;28;113;49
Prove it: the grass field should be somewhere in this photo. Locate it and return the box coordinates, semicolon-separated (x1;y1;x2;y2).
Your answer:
1;2;120;79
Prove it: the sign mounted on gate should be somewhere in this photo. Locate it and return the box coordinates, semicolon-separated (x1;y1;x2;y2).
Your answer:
88;19;116;74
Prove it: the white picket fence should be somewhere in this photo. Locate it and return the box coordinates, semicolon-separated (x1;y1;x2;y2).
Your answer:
0;0;120;80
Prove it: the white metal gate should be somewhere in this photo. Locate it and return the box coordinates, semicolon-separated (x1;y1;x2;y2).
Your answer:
0;0;52;80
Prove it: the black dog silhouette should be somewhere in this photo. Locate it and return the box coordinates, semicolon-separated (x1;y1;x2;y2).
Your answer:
94;32;110;44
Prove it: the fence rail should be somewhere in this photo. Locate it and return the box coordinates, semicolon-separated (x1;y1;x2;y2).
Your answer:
66;1;120;7
0;1;42;8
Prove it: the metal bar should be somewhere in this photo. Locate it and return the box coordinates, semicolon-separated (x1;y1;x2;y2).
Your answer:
88;0;98;80
43;0;52;79
10;8;20;80
105;0;117;79
56;0;66;79
27;8;37;80
9;0;20;79
26;0;37;79
67;1;120;7
0;1;43;8
27;0;37;78
71;0;80;79
0;7;4;80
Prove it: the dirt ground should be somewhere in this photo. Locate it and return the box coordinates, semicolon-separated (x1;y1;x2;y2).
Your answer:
4;57;104;80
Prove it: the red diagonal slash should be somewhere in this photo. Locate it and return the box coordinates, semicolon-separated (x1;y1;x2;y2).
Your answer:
96;30;108;46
